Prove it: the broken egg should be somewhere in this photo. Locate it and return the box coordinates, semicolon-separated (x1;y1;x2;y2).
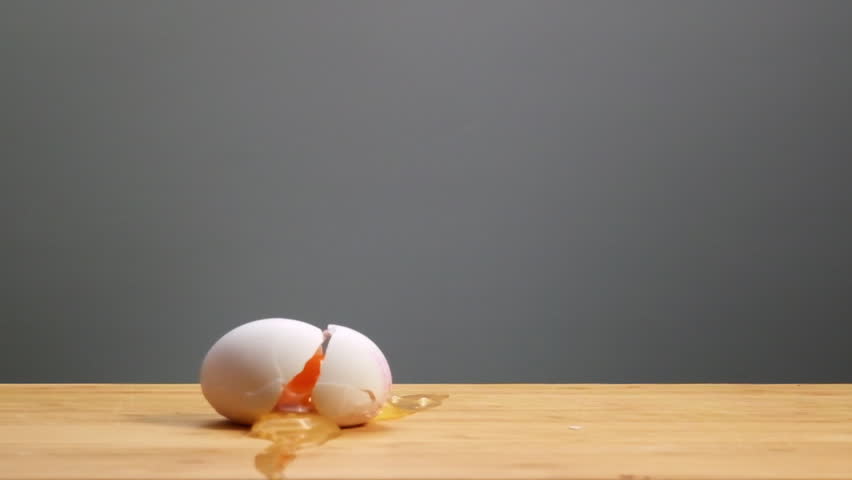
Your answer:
200;318;392;427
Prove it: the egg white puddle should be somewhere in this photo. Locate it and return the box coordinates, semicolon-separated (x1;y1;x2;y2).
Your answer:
249;327;445;479
200;318;446;480
249;329;447;480
249;392;448;480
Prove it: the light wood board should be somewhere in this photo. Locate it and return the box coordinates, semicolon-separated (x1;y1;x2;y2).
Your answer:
1;384;851;479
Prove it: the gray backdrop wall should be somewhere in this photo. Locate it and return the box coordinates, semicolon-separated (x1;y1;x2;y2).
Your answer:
2;1;851;383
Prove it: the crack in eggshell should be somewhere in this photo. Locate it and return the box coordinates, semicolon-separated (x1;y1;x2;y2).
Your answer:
311;383;379;426
200;319;326;425
361;389;377;403
321;329;332;350
268;326;387;426
264;329;333;416
274;346;324;413
201;319;391;427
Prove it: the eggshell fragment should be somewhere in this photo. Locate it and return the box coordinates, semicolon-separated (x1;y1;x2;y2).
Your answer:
312;324;393;426
200;318;324;425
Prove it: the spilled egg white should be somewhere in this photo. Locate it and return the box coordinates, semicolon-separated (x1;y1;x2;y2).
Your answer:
200;318;392;427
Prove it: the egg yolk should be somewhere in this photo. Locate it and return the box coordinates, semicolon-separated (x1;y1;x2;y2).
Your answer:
275;347;324;411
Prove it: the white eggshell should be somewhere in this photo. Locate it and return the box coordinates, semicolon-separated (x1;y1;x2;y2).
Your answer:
312;324;393;426
200;318;324;425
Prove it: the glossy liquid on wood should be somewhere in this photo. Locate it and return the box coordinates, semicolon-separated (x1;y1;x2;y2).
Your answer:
4;385;852;480
250;412;341;480
249;394;447;479
254;447;295;480
374;394;449;421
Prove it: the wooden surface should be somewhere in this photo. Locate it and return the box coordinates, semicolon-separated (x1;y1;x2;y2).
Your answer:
1;384;851;480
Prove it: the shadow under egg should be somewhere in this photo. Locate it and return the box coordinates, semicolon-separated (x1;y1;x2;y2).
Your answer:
127;413;249;435
200;418;250;432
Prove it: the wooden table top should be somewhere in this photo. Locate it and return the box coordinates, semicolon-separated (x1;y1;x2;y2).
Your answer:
1;384;850;480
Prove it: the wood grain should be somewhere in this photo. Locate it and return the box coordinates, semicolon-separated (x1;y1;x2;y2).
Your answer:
1;384;851;480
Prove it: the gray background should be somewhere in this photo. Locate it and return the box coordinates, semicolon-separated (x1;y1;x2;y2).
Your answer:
2;1;851;383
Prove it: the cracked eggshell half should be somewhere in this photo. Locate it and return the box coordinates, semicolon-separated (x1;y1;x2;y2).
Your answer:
312;324;393;426
200;318;324;425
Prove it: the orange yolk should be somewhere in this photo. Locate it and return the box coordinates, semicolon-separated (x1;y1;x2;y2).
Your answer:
275;347;324;410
